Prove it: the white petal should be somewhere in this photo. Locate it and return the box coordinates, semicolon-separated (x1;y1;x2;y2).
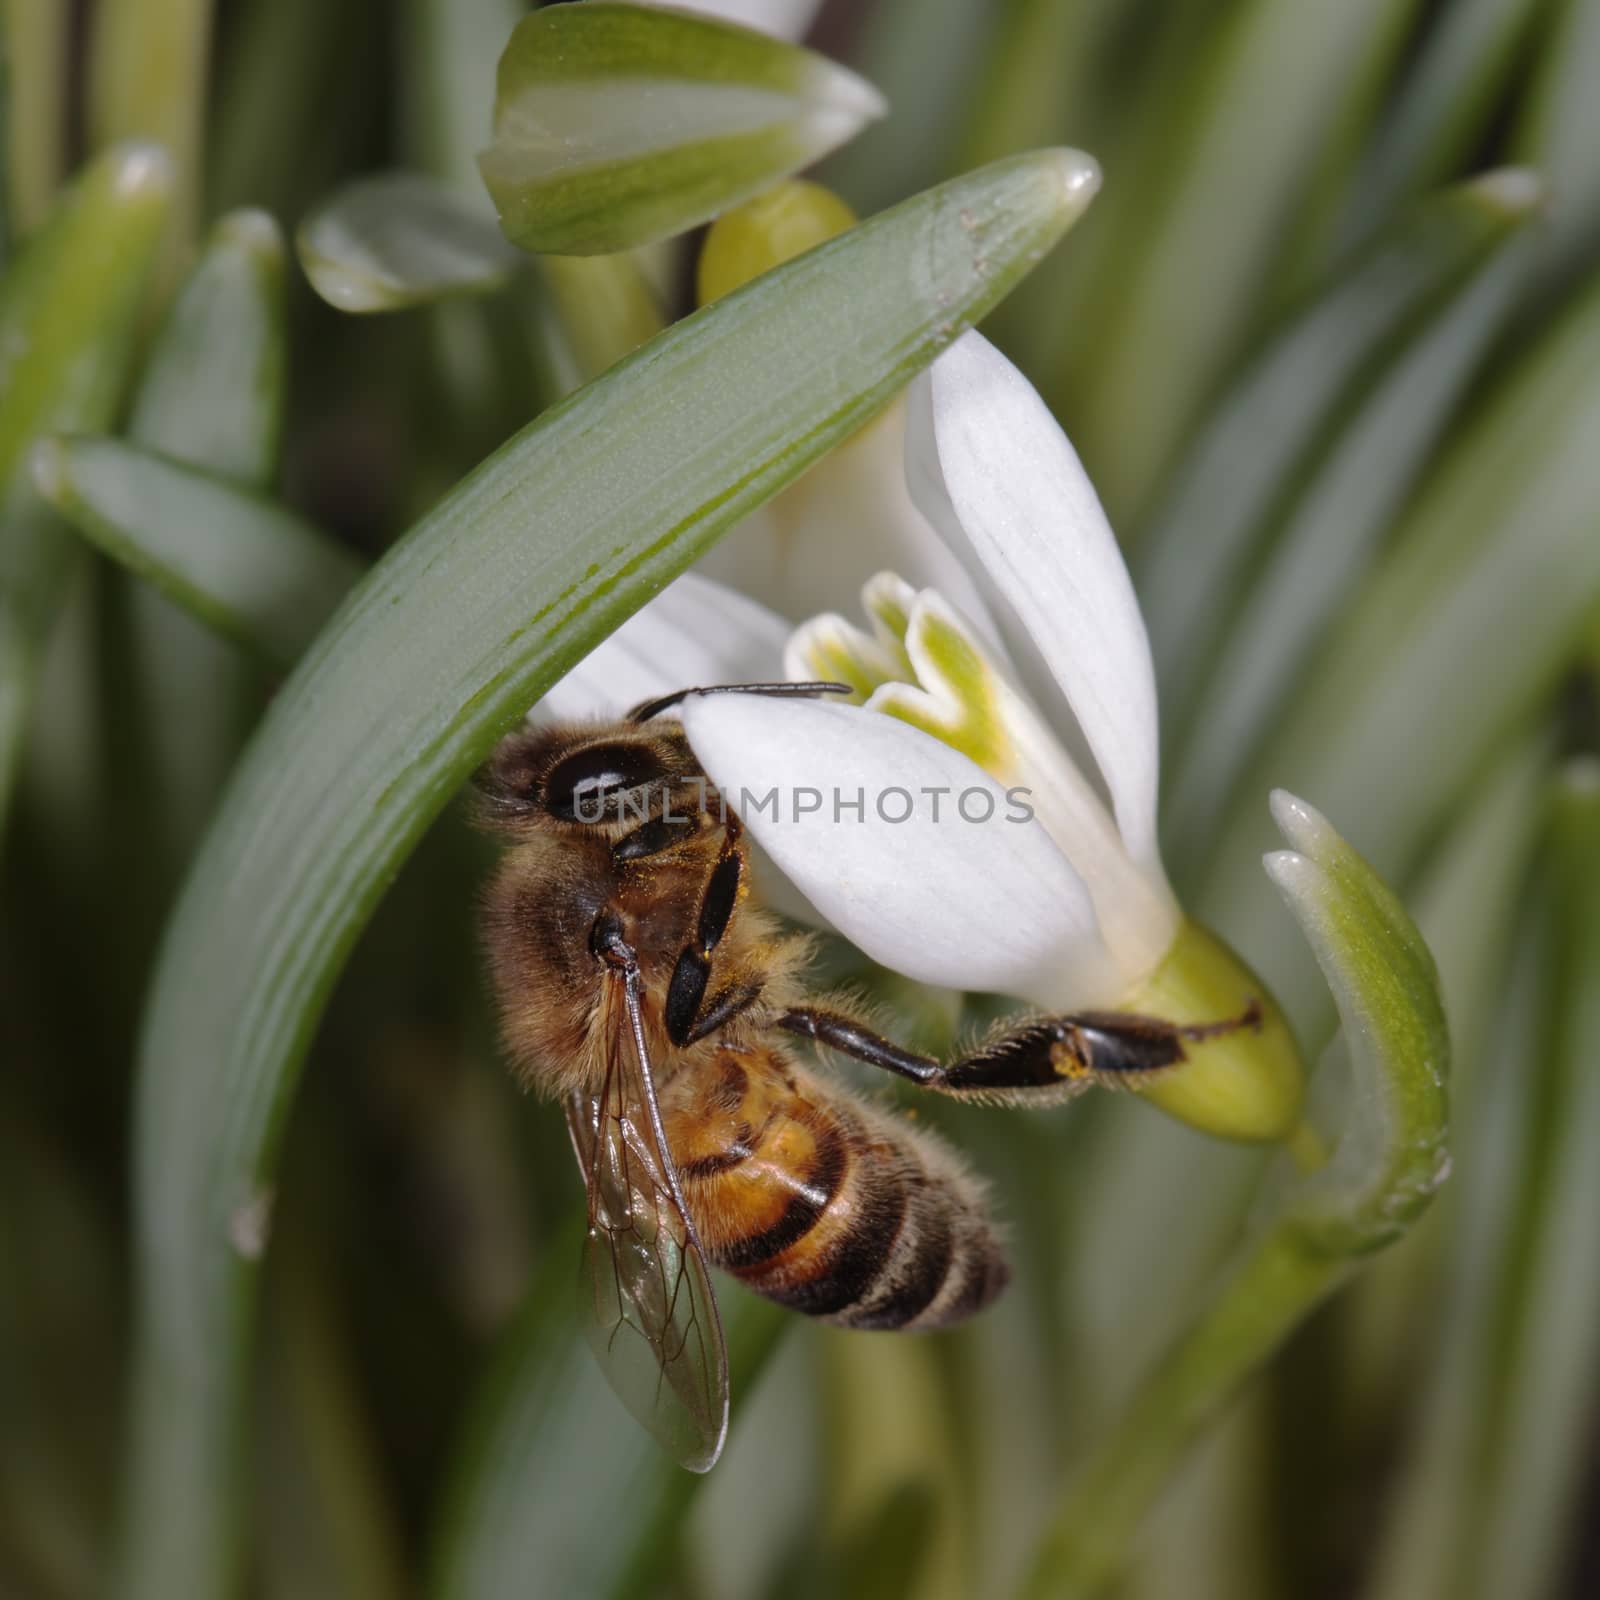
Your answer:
697;400;1002;635
656;0;827;40
530;572;788;723
882;590;1179;981
680;694;1121;1007
906;332;1163;875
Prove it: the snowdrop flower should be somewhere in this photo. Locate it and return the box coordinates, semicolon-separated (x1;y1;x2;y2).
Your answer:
682;332;1306;1142
531;200;1303;1143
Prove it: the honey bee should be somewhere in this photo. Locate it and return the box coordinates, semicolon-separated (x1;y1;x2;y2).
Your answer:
478;683;1261;1470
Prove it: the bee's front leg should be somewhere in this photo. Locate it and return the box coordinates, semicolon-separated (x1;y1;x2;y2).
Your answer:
777;1001;1262;1101
662;812;764;1048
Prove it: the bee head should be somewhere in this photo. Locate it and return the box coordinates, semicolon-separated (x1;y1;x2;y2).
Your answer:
477;721;701;833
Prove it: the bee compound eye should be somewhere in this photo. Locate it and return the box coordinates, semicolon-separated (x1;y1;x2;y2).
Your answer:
543;742;666;822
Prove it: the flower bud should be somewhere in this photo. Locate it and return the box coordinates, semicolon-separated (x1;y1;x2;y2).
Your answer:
697;179;858;303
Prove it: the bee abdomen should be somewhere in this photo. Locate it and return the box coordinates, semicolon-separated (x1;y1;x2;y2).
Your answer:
691;1076;1009;1333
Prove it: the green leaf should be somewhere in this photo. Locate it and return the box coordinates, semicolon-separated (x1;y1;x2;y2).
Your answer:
1054;0;1423;523
1439;765;1600;1600
1198;262;1600;1021
431;1239;783;1600
88;0;212;286
1137;171;1533;739
131;208;287;483
1;0;70;237
298;173;526;313
1162;170;1542;869
114;148;1100;1600
1513;0;1600;297
0;140;172;836
1341;731;1549;1423
479;2;885;255
32;437;360;669
1337;0;1549;250
1366;764;1600;1600
1021;794;1448;1597
121;205;293;860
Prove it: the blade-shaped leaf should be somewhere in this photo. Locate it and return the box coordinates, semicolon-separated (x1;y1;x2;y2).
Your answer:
1198;264;1600;1023
430;1230;784;1600
479;1;885;255
32;437;359;669
1052;0;1422;522
1021;794;1448;1597
115;148;1100;1600
130;207;287;483
1136;170;1536;741
0;140;172;835
1513;0;1600;297
298;172;526;312
1163;171;1541;866
1366;762;1600;1600
2;0;70;236
1337;0;1548;250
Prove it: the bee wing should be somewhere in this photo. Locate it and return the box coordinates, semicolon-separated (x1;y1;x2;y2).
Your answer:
565;973;729;1473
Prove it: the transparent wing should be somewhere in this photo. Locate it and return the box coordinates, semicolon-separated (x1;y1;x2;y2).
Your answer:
564;971;729;1472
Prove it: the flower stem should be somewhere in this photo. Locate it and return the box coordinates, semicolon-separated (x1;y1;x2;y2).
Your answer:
1022;1232;1342;1599
1022;797;1449;1597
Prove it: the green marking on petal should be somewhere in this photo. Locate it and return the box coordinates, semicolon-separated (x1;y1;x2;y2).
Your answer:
788;613;905;701
899;599;1012;773
862;570;916;649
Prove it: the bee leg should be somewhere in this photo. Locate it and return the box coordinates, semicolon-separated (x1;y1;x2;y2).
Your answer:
664;814;761;1048
777;1002;1262;1098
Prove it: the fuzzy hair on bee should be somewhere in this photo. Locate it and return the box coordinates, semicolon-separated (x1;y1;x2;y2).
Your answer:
474;687;1261;1470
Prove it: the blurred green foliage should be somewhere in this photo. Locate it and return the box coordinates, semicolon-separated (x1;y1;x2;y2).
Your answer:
3;1;1600;1598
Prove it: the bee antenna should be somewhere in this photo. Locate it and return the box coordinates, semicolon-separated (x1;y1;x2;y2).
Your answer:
627;681;851;724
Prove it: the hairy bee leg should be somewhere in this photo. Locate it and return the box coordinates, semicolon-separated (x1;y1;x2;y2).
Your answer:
684;982;764;1044
664;813;752;1048
777;1001;1263;1096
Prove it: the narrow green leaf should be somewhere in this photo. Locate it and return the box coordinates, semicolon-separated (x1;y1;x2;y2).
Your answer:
1513;0;1600;296
1164;171;1542;868
122;205;293;860
1021;794;1448;1598
299;173;526;313
1137;170;1532;738
1;0;69;236
0;141;172;836
1365;767;1600;1600
479;2;885;255
1058;0;1423;523
1362;905;1547;1600
1198;264;1600;1018
1337;0;1549;251
32;437;360;669
1453;763;1600;1600
88;0;212;284
431;1238;783;1600
130;208;287;484
1342;731;1549;1424
114;149;1099;1600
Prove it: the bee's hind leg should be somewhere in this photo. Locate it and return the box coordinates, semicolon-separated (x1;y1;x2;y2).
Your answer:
776;1001;1262;1100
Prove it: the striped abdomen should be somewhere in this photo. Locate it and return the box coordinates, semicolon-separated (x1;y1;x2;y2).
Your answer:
662;1048;1009;1331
